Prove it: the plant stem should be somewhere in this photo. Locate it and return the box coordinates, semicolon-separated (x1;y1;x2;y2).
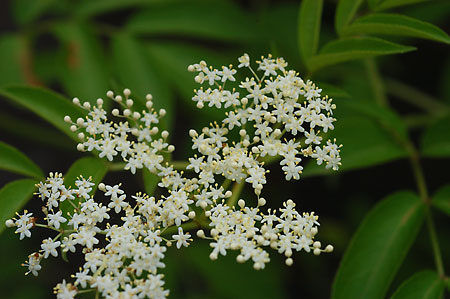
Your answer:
425;208;445;277
172;161;189;170
365;58;388;107
406;141;445;277
227;181;245;208
366;59;446;277
385;78;449;115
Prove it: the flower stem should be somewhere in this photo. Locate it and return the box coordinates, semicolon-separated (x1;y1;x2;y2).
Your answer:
227;181;245;208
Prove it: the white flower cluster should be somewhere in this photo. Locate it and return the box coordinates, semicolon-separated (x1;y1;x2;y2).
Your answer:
64;89;174;175
7;173;198;298
187;53;341;195
200;199;333;269
6;54;339;298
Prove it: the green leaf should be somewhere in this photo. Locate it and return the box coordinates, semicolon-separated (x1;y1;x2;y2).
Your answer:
303;113;408;177
342;13;450;45
11;0;59;25
0;34;26;85
0;142;43;178
421;115;450;157
309;37;415;72
0;179;37;234
59;157;108;216
111;32;174;131
0;111;74;151
431;185;450;217
142;169;160;196
298;0;323;64
375;0;431;11
335;0;364;34
0;85;85;141
126;1;260;43
52;22;110;103
144;41;232;121
391;270;445;299
338;97;409;141
75;0;158;18
368;0;383;10
332;191;425;299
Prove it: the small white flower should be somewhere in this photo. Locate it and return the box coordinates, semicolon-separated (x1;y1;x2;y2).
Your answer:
172;227;191;249
41;238;61;258
47;211;67;229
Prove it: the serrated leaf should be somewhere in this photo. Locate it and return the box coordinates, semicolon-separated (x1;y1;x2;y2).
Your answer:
59;157;108;217
298;0;323;63
52;22;109;103
303;114;408;177
332;191;425;299
0;85;85;141
432;185;450;217
342;13;450;45
309;37;415;72
375;0;431;11
0;179;37;234
335;0;364;34
111;33;174;131
126;1;260;43
391;270;445;299
0;142;43;178
421;115;450;157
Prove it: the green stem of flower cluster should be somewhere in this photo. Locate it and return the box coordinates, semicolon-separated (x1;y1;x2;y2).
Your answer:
227;181;245;208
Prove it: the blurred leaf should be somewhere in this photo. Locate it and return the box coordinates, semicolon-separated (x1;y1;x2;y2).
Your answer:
0;142;43;178
432;185;450;217
0;111;73;151
0;34;26;85
298;0;323;63
375;0;431;11
111;32;174;131
309;37;415;72
391;270;445;299
317;82;351;99
303;114;408;176
60;157;108;217
332;191;425;299
165;240;287;298
0;85;85;141
144;41;231;120
75;0;162;18
0;179;37;234
368;0;383;10
11;0;59;25
337;97;409;141
126;0;260;43
342;13;450;45
142;169;160;196
335;0;364;34
400;1;450;24
52;22;109;103
421;115;450;157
